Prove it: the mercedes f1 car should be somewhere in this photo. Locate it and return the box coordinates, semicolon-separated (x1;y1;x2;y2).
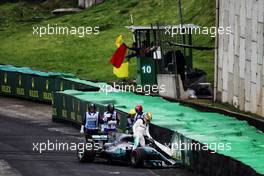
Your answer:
77;133;182;168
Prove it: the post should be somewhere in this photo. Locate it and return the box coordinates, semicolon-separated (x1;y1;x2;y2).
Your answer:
176;0;184;100
214;0;220;101
178;0;183;26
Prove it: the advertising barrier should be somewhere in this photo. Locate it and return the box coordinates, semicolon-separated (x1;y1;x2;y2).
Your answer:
0;64;100;102
52;91;127;130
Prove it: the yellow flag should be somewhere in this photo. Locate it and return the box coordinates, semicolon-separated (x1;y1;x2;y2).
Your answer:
115;35;123;48
113;35;129;78
113;62;129;78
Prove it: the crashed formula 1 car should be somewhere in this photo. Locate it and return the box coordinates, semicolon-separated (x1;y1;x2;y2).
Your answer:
77;133;182;168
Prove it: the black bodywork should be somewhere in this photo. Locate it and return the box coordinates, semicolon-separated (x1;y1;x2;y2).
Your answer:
77;133;182;168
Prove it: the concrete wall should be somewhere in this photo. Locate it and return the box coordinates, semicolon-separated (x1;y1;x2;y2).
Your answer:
216;0;264;117
157;74;187;100
78;0;103;9
157;74;178;99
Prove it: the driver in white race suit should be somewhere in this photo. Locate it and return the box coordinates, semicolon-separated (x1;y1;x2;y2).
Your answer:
132;112;152;150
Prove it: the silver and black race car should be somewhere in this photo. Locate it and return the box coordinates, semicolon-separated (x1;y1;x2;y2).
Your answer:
77;133;182;168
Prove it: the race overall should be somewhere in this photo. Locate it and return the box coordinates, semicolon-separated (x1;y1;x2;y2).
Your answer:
84;112;100;142
103;111;118;133
133;112;144;124
132;118;148;150
85;112;100;131
126;117;134;134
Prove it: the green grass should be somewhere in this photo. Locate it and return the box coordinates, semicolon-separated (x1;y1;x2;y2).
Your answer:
0;0;215;82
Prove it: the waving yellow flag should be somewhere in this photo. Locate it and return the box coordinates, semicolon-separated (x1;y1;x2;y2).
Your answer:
113;35;129;78
115;35;123;48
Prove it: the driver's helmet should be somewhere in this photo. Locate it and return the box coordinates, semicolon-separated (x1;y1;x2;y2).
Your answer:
128;109;136;117
107;104;115;113
135;105;143;113
144;112;152;122
88;103;96;112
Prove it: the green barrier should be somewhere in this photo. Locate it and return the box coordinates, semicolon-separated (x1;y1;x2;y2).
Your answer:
0;71;14;95
149;124;194;169
14;73;29;99
71;96;85;123
74;98;82;124
64;94;72;121
52;91;128;131
52;90;264;175
42;77;56;102
26;75;44;101
24;75;54;102
172;132;193;168
52;91;59;119
56;78;76;92
0;64;101;102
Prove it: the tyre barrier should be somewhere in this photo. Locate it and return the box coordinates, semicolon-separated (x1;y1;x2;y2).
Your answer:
0;64;101;102
52;90;264;176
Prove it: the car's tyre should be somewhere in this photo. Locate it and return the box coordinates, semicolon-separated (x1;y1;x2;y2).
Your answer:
77;143;96;163
131;148;146;167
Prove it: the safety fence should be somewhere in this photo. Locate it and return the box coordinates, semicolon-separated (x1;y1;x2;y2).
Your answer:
0;64;101;102
52;90;263;176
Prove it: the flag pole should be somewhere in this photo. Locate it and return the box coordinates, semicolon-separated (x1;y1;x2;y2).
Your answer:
178;0;183;26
